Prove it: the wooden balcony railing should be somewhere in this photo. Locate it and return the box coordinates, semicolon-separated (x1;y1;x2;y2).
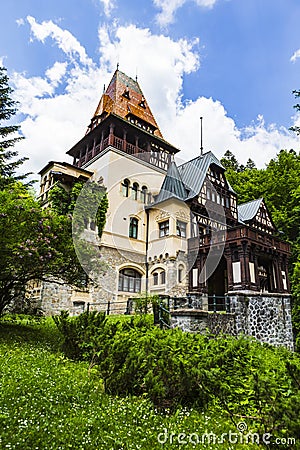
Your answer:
74;134;171;171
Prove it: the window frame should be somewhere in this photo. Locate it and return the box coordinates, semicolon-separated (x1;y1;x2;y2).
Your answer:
122;179;130;197
176;220;187;238
129;217;138;239
159;220;169;238
118;268;141;293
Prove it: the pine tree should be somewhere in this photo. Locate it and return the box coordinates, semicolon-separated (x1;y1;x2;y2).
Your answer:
0;66;29;188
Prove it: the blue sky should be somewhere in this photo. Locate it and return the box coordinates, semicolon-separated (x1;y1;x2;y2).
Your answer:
1;0;300;177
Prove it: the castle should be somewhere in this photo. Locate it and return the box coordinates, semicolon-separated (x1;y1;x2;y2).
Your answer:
36;68;293;349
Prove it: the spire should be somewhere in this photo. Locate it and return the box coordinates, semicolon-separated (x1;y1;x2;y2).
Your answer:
154;159;187;204
89;69;163;138
200;116;203;156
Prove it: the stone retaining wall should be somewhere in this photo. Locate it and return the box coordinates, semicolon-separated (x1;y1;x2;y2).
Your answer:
171;293;294;351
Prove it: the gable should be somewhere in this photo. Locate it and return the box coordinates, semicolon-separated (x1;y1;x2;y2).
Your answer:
238;199;276;233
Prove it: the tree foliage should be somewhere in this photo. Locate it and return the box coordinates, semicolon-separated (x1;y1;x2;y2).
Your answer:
0;183;86;315
48;181;108;239
290;90;300;136
0;66;29;188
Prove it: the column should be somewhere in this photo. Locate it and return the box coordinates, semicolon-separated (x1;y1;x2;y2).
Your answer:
92;138;96;158
123;130;127;153
224;248;233;292
108;123;115;146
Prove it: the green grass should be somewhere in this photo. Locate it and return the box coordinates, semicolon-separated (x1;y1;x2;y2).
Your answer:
0;316;283;449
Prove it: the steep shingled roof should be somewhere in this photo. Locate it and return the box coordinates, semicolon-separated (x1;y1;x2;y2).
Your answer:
91;69;163;138
178;151;235;199
152;159;188;205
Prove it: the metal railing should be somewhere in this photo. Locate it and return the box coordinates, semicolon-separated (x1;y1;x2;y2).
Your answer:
85;299;133;315
208;295;230;313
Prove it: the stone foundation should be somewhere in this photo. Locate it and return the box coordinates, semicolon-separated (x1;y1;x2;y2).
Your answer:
171;310;236;335
171;293;294;351
229;293;294;351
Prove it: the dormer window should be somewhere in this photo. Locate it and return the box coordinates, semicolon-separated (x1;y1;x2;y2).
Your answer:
139;97;146;109
122;88;130;100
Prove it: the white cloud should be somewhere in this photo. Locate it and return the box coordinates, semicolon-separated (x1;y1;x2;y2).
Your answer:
11;19;300;187
46;61;67;86
153;0;218;26
16;18;25;26
26;16;93;66
99;0;115;17
291;49;300;63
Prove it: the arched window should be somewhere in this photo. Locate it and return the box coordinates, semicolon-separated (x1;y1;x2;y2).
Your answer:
129;217;138;239
132;182;139;200
122;179;130;197
152;269;165;286
141;186;148;203
118;268;141;293
178;265;184;283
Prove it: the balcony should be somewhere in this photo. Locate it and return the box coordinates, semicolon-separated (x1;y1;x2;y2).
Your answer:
74;135;171;171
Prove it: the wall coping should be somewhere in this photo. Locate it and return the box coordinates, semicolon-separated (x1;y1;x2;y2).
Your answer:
227;291;291;298
171;309;235;318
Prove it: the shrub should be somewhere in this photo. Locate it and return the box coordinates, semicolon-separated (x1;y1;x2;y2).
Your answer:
53;312;300;441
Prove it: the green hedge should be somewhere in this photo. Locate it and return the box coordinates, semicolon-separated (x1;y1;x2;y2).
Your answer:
53;311;300;440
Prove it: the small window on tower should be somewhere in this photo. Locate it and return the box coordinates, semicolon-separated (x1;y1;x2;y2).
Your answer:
132;182;139;200
122;179;130;197
139;97;146;109
129;217;138;239
122;88;130;100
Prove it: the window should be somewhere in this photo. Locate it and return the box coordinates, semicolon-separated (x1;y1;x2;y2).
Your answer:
129;217;138;239
118;268;141;293
122;179;130;197
152;270;165;286
132;182;139;200
141;186;148;203
176;220;187;238
90;221;96;231
178;265;184;283
159;220;169;237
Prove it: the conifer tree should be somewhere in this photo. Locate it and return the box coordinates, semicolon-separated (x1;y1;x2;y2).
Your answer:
0;66;29;187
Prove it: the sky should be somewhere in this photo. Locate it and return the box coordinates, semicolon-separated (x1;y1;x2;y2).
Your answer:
1;0;300;181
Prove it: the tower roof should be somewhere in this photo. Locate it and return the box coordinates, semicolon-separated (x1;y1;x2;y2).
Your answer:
89;68;163;138
152;159;188;205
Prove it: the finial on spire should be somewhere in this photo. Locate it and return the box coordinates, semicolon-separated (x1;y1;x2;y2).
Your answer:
200;116;203;156
117;62;119;70
103;84;106;93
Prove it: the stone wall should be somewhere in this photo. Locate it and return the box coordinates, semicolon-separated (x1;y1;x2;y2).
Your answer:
229;293;294;351
171;293;294;351
171;310;236;335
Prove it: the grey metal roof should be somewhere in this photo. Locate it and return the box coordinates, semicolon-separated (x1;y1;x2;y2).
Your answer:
152;159;188;205
178;151;234;200
237;198;263;223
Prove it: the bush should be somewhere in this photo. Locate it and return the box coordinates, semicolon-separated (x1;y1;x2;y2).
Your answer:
53;312;300;441
52;310;106;360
